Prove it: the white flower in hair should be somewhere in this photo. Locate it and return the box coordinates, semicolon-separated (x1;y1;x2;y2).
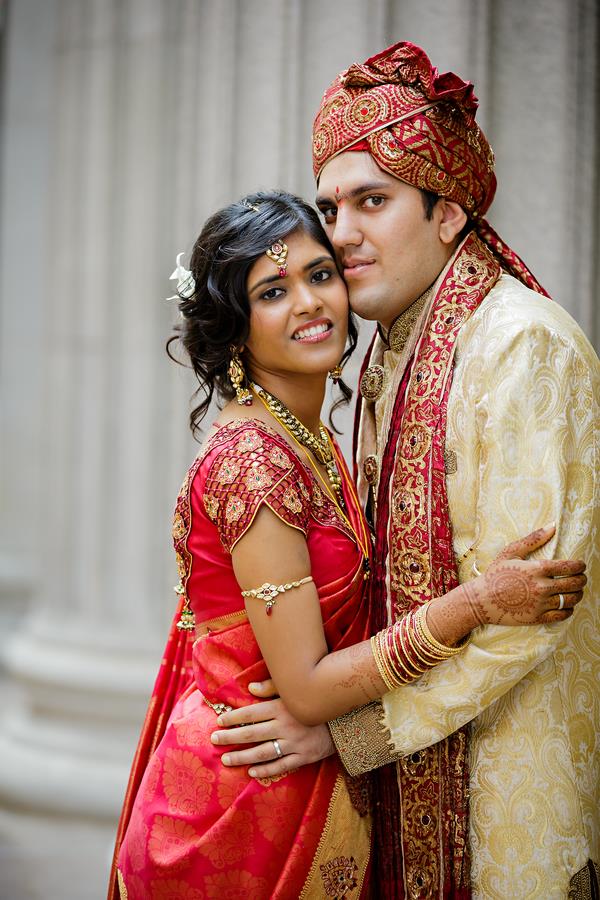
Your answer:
167;251;195;300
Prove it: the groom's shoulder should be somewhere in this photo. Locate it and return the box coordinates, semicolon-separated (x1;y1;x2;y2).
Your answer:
457;274;597;372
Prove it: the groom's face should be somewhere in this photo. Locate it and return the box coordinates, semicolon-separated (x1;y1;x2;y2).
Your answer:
316;151;450;330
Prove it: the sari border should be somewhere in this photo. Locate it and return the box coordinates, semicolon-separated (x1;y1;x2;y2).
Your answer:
116;869;127;899
194;608;248;638
298;772;371;899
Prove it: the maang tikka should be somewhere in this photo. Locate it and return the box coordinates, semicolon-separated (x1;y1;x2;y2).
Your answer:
228;349;253;406
265;241;288;278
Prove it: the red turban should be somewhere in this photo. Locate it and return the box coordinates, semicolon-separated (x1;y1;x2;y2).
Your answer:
312;41;548;295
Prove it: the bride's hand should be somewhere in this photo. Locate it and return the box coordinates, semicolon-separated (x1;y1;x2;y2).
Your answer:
461;524;587;626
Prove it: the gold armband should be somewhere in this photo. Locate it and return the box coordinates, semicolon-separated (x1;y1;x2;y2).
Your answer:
241;576;313;615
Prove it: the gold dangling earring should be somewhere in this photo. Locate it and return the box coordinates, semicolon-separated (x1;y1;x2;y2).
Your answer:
328;364;343;384
228;349;253;406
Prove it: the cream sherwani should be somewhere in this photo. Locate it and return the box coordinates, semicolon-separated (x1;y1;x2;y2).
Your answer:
331;273;599;899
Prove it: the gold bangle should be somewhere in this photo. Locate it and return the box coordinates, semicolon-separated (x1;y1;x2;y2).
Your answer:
241;575;313;615
371;634;397;691
413;612;455;661
372;628;416;689
408;612;447;664
414;604;466;657
402;611;434;672
379;631;405;687
374;631;409;689
386;627;414;683
396;615;428;679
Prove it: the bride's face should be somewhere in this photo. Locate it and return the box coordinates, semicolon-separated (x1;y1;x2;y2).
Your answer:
244;228;349;384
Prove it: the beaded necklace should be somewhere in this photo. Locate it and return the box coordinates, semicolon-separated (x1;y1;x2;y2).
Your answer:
252;385;371;579
251;382;345;509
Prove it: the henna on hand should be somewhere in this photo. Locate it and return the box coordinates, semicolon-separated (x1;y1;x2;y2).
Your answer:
459;578;491;627
333;642;384;702
495;525;554;560
539;609;573;624
439;526;586;635
485;563;539;622
540;558;586;578
464;542;586;628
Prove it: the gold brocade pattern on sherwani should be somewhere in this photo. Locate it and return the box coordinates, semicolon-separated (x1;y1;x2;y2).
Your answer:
328;702;394;778
379;274;600;898
569;861;600;899
372;288;434;490
385;237;499;618
386;284;432;353
359;364;385;401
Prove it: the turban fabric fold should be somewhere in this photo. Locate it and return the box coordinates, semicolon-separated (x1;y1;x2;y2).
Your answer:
312;42;548;296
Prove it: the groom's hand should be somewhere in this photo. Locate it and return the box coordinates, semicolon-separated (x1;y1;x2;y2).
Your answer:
210;679;335;778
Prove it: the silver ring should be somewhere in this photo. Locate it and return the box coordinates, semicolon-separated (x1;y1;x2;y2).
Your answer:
558;593;565;610
272;739;283;759
472;561;481;577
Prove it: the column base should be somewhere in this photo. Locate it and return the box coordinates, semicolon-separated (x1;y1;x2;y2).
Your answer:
0;619;158;819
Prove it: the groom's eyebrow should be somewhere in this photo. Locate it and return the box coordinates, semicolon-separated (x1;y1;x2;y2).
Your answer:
315;181;389;207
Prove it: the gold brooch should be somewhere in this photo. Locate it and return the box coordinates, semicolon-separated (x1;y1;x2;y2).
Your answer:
363;454;379;485
360;365;386;401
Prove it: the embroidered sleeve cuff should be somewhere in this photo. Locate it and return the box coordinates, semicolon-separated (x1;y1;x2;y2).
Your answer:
328;701;399;776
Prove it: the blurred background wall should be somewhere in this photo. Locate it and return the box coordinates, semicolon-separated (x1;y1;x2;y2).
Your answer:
0;1;598;896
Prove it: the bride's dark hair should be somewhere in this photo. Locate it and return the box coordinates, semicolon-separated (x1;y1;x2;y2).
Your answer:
167;190;358;438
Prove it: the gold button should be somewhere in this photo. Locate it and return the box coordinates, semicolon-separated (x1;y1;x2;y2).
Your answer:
363;455;379;485
360;365;385;401
445;448;458;474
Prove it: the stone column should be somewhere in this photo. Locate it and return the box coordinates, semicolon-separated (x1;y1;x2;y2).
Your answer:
0;0;172;821
0;0;388;855
0;0;57;642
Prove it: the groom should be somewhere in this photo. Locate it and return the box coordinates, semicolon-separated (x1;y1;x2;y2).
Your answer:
212;42;599;898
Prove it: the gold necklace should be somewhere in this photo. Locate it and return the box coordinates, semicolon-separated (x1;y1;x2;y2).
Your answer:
251;382;345;509
252;386;371;580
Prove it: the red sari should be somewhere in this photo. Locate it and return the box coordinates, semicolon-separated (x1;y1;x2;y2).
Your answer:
110;419;372;900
